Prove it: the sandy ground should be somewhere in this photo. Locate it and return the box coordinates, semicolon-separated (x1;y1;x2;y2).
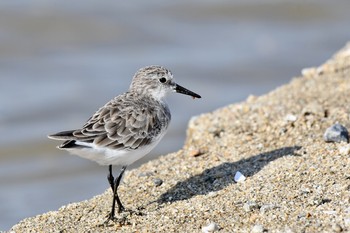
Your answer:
10;43;350;232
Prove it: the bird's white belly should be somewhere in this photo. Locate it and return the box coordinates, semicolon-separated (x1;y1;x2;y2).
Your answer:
66;132;167;166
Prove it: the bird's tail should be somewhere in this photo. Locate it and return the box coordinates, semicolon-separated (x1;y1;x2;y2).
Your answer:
48;130;77;140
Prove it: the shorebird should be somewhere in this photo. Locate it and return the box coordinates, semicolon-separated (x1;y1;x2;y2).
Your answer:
48;65;201;220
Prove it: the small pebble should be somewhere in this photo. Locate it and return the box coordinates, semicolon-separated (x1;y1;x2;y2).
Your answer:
189;149;204;157
338;144;350;155
332;223;343;233
301;67;317;77
251;224;264;233
302;102;324;116
260;204;277;214
243;201;259;212
246;95;257;103
323;123;349;143
202;222;219;233
280;128;288;134
285;114;297;122
256;143;264;150
344;218;350;226
207;191;218;198
234;171;246;183
153;178;163;187
316;65;324;75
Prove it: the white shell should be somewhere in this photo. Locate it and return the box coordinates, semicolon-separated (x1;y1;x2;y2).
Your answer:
234;171;246;183
202;222;219;233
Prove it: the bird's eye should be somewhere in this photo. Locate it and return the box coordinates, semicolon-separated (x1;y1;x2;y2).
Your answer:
159;77;167;83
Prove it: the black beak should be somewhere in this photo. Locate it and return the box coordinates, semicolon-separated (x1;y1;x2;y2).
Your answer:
175;83;201;99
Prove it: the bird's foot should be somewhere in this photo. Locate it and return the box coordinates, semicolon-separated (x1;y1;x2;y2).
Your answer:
100;212;128;227
101;209;143;226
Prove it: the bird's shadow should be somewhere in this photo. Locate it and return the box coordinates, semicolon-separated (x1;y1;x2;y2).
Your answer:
156;146;302;204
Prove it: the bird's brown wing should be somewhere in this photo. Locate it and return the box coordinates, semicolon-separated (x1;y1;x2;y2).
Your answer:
49;93;170;150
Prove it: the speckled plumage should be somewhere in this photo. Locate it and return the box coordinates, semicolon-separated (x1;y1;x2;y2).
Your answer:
49;65;200;165
51;92;171;165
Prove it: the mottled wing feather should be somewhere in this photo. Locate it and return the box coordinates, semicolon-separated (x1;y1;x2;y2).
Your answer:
57;93;170;150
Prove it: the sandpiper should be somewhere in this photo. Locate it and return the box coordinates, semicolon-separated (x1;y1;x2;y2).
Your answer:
48;65;201;220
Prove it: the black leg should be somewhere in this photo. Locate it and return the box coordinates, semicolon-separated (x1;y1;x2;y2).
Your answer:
114;166;127;213
107;165;127;220
107;165;116;220
107;165;114;192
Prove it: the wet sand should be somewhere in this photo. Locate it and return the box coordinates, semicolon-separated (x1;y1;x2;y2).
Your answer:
10;43;350;232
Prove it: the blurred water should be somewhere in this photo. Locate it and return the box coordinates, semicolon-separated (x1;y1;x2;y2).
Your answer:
1;0;350;230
